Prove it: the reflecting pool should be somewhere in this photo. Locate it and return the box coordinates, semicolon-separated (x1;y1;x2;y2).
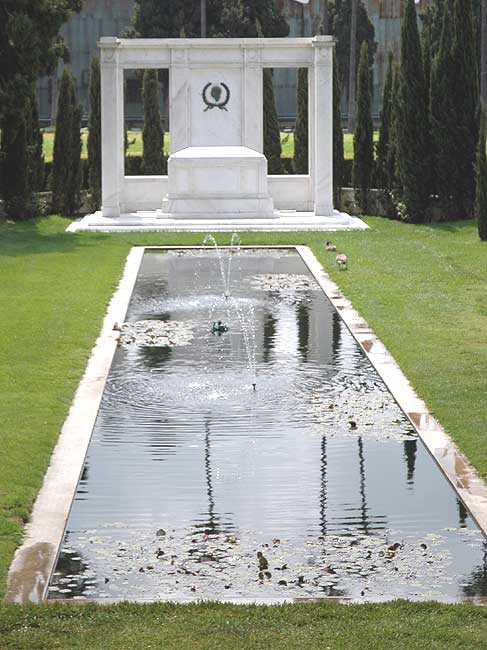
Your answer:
48;250;487;602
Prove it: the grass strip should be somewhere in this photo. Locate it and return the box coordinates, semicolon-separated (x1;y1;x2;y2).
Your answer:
41;131;367;162
1;600;487;650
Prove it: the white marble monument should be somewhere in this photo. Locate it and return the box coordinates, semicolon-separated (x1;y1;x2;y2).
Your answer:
69;37;367;232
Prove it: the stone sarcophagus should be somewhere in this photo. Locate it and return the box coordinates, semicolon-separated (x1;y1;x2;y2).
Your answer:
160;146;276;219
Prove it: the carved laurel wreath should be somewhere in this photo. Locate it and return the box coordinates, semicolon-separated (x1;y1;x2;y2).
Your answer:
202;82;231;111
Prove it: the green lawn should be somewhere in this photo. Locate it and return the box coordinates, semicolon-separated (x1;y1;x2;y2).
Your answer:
0;216;486;647
41;130;369;162
2;600;487;650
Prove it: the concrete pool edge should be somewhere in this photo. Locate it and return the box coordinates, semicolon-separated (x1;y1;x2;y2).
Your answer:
5;244;487;605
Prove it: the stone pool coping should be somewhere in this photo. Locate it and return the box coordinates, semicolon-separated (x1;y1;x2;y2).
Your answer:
5;244;487;605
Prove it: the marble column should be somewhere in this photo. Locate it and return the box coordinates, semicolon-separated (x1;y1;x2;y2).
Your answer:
169;47;191;154
100;38;124;217
312;37;333;216
243;48;263;153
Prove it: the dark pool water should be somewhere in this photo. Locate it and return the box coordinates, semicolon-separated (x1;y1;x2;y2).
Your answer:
48;250;487;602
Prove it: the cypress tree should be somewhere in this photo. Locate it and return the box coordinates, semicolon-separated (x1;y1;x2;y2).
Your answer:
396;0;430;222
431;0;479;217
430;0;455;213
294;68;308;174
475;112;487;240
421;22;434;198
255;18;283;175
52;68;82;215
141;69;165;175
375;51;393;191
333;51;344;209
451;0;479;216
248;0;289;37
88;55;102;212
333;0;377;107
386;65;400;197
263;68;283;174
26;90;44;193
352;41;373;212
52;69;73;212
0;107;33;219
0;1;81;126
69;102;82;215
422;23;432;110
221;0;252;36
129;0;288;43
130;0;197;38
420;0;445;58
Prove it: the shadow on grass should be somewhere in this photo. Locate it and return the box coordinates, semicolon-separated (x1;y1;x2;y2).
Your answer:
429;220;477;233
362;216;477;234
0;217;110;257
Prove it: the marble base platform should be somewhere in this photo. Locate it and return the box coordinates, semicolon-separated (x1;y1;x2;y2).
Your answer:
67;210;369;233
160;146;276;219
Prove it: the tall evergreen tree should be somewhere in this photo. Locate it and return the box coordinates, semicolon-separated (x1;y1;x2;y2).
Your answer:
475;112;487;240
347;0;358;132
263;68;282;174
129;0;198;38
375;51;394;191
333;0;376;109
422;23;434;197
294;68;308;175
352;41;374;212
0;0;81;123
482;0;487;107
51;68;82;215
430;0;455;211
254;13;286;175
420;0;446;58
88;56;102;211
333;51;344;209
386;65;400;197
431;0;479;217
130;0;288;40
451;0;480;215
396;0;431;222
26;89;44;193
0;1;80;218
248;0;288;37
141;69;165;175
220;0;252;37
422;0;481;66
0;106;32;219
70;102;83;214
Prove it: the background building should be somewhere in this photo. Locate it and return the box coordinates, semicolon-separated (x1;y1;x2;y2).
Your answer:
38;0;432;125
